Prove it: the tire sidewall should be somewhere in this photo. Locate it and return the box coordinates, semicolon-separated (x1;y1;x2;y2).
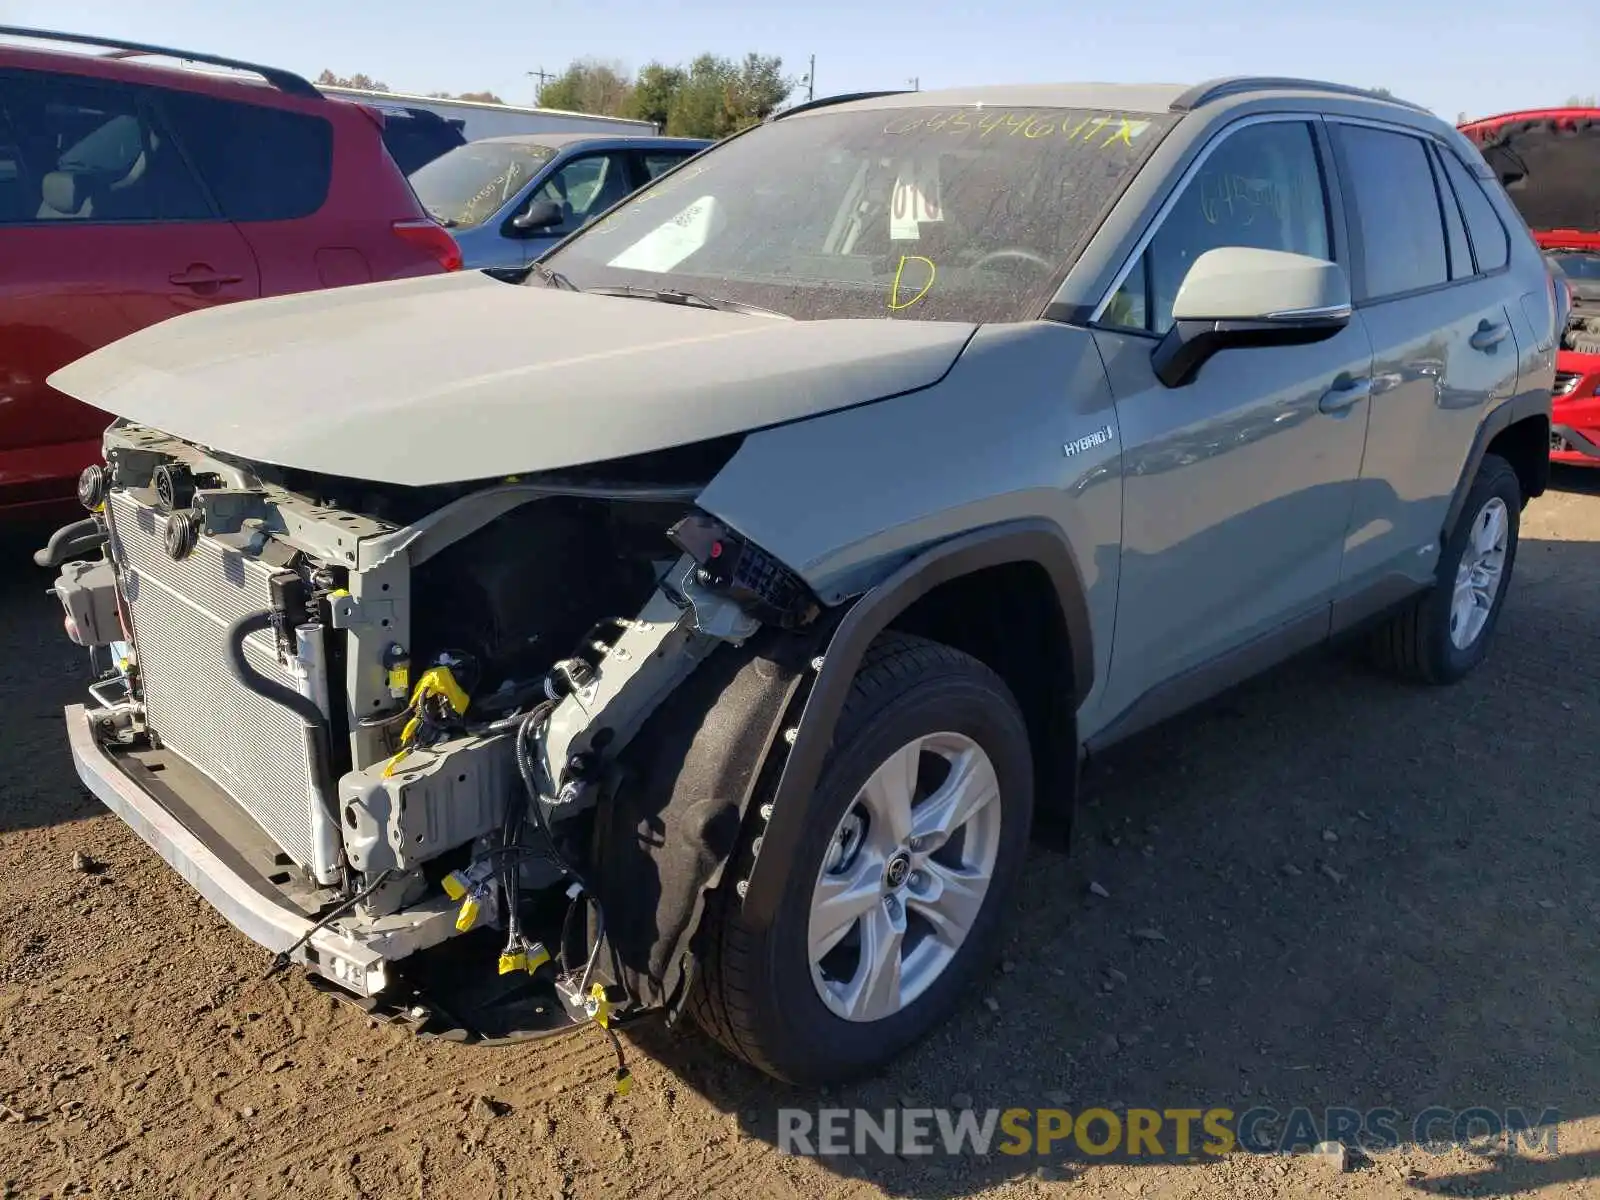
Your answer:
754;667;1033;1084
1430;459;1521;678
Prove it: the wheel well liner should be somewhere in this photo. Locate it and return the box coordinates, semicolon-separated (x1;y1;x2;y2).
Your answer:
591;627;822;1013
736;518;1094;925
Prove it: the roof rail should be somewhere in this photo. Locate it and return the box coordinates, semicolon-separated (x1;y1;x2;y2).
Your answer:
770;89;913;122
1172;77;1428;115
0;26;320;98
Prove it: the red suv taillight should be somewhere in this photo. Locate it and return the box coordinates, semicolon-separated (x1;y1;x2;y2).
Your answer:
392;218;462;272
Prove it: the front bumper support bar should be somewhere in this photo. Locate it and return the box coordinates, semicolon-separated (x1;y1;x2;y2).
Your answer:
65;704;459;997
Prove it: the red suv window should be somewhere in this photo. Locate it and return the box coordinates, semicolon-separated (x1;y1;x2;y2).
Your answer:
158;90;333;221
0;70;211;223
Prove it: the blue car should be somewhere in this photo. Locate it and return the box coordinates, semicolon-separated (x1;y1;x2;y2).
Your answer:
409;132;711;273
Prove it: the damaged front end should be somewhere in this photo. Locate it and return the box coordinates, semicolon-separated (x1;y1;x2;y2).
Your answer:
44;421;827;1042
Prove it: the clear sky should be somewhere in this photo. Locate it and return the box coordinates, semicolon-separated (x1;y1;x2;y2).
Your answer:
5;0;1593;123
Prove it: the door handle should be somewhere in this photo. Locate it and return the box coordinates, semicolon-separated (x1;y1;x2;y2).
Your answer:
169;265;243;289
1318;376;1372;415
1469;319;1509;352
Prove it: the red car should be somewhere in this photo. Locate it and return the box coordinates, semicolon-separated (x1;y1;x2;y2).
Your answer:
1460;107;1600;466
0;27;461;516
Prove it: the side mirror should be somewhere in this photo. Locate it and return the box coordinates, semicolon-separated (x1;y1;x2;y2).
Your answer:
510;197;563;234
1151;247;1352;388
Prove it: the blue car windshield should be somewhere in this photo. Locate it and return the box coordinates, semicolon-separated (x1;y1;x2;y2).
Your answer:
540;105;1176;322
410;141;557;228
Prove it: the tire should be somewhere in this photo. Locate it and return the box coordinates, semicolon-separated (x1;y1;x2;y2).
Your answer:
689;632;1034;1085
1368;453;1521;684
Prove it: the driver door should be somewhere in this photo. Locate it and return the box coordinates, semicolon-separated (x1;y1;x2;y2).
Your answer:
1090;116;1374;728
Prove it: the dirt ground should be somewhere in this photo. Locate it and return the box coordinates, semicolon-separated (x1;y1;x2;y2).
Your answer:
1;472;1597;1200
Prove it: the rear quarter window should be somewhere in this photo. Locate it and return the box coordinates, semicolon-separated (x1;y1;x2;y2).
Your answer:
159;90;333;221
1437;147;1510;273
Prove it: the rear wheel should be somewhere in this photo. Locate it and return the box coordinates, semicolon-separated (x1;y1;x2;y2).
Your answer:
1369;453;1521;683
690;633;1033;1084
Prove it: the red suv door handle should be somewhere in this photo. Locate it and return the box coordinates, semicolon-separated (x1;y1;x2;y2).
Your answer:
169;265;243;290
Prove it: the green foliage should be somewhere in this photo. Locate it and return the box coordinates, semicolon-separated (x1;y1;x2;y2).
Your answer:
316;70;390;92
426;90;507;104
541;53;793;137
628;63;686;129
537;60;635;117
1565;94;1599;106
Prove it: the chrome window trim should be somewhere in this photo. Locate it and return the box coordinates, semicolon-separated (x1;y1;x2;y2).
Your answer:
1087;111;1331;326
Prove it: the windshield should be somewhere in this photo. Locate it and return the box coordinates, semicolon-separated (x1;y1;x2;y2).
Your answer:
410;141;557;228
1548;250;1600;280
541;105;1176;322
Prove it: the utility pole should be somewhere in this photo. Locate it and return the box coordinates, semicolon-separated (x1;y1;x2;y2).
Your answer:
527;67;553;105
807;54;815;102
907;76;920;91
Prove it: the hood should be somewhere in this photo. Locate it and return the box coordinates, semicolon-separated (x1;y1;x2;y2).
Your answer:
49;271;976;487
1460;109;1600;246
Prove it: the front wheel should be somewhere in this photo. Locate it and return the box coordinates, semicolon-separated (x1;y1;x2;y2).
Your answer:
689;633;1034;1085
1369;452;1522;683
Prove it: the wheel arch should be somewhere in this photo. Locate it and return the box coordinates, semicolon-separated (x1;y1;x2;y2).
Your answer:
736;518;1094;927
1442;392;1550;542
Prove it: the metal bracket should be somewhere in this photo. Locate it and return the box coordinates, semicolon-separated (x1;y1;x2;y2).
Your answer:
329;593;397;630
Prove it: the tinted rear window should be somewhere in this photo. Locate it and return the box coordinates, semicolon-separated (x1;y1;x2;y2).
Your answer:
159;91;332;221
381;110;466;176
1438;147;1510;273
1336;124;1449;300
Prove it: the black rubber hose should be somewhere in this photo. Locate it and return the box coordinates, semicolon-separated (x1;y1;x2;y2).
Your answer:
33;517;106;568
225;611;343;834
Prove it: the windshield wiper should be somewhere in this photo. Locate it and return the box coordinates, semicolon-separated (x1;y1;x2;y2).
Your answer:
584;286;791;319
425;209;458;228
528;261;580;291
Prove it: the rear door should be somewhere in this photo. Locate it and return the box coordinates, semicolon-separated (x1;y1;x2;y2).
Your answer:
155;90;344;292
0;69;259;504
1328;120;1522;594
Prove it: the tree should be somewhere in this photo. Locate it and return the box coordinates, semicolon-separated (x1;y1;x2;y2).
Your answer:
532;52;792;137
428;89;505;104
663;53;793;138
1565;94;1598;106
628;62;686;129
537;59;634;116
316;69;390;91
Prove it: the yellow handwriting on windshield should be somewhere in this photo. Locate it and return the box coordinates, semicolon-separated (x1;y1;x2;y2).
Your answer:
884;111;1151;149
888;255;937;310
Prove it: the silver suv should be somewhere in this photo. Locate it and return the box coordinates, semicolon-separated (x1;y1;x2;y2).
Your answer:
39;77;1555;1086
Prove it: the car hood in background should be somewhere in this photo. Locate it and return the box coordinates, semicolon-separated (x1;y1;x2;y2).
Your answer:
1460;110;1600;245
49;272;976;487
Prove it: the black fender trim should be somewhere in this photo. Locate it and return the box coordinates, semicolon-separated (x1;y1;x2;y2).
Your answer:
737;518;1094;926
1442;391;1551;541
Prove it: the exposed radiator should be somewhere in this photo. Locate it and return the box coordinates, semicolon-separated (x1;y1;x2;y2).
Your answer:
107;492;338;879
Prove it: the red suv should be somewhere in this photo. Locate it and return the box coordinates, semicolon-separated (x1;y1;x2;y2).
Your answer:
1460;107;1600;466
0;28;461;516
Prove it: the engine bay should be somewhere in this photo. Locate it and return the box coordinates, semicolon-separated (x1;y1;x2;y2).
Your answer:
49;419;824;1052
